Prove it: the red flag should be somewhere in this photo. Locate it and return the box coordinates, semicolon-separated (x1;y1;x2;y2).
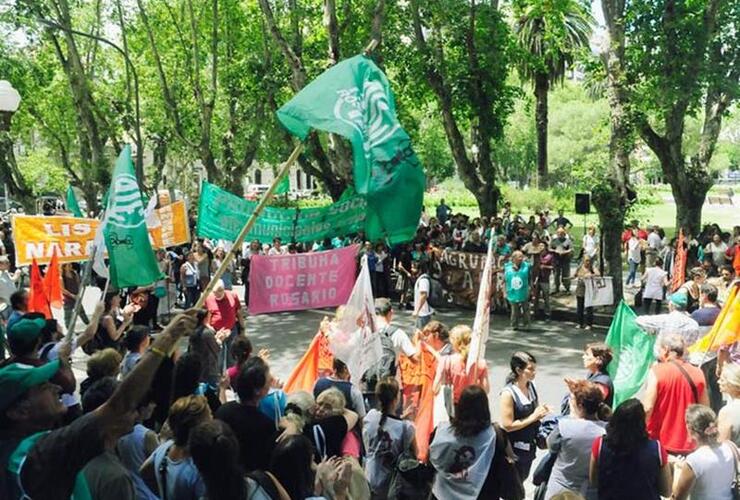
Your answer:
284;331;334;394
398;343;437;461
43;250;63;309
671;229;687;292
28;259;52;318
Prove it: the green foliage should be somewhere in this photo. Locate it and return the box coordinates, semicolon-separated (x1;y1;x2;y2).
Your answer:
17;147;68;196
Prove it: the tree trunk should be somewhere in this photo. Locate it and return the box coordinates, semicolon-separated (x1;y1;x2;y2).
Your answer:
672;181;709;237
534;72;549;189
472;182;499;218
593;188;626;302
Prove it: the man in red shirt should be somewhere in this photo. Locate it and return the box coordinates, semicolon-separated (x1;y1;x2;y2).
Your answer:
205;279;246;370
643;333;709;455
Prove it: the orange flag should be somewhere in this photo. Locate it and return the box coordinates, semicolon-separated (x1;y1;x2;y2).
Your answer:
43;250;63;309
398;342;437;461
284;331;334;394
671;229;687;292
689;284;740;353
28;259;52;318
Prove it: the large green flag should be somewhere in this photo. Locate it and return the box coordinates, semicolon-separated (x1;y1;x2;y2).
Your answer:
197;181;366;244
277;54;425;244
66;186;83;217
606;301;656;407
102;146;162;288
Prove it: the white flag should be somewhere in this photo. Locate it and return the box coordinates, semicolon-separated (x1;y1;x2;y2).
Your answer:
92;211;109;279
467;235;495;374
329;256;382;385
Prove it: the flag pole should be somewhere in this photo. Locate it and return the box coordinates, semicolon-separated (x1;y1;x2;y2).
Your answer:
194;143;305;309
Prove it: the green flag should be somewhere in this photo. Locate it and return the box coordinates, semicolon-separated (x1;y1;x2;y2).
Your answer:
277;54;425;244
102;146;162;288
274;174;290;195
606;301;656;407
66;186;83;217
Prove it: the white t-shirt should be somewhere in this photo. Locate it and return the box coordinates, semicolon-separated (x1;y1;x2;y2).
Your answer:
268;246;286;256
414;275;434;317
628;238;641;263
647;232;662;251
582;234;598;259
643;267;668;300
685;442;735;500
706;242;729;266
390;327;417;357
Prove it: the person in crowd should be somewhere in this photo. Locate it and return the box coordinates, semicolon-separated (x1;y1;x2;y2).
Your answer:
494;234;512;262
574;256;597;330
188;309;229;389
582;225;599;262
705;232;729;268
314;358;366;417
61;262;89;329
7;289;29;332
564;343;614;408
215;356;281;471
712;265;735;304
643;333;709;455
270;434;323;500
94;292;138;352
423;320;453;356
690;283;722;327
434;325;489;407
205;279;246;371
226;335;258;386
462;231;486;253
211;246;235;290
500;351;551;479
180;251;200;308
718;362;740;446
171;353;223;412
374;242;390;298
545;380;609;500
79;377;136;499
308;387;361;461
241;239;262;306
700;255;718;278
677;266;707;313
505;250;531;330
268;237;286;256
523;232;546;271
644;225;662;267
641;257;669;314
625;230;642;287
672;405;735;500
550;227;573;294
534;247;554;321
636;292;701;348
412;260;435;329
141;395;211;500
120;326;150;377
193;240;211;290
375;297;418;360
0;310;198;499
0;317;77;397
589;399;672;500
436;199;452;226
116;396;159;500
190;419;290;500
363;377;416;499
0;255;19;317
154;249;172;324
430;385;496;499
81;347;123;397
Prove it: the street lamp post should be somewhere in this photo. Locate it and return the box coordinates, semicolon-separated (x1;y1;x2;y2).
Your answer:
0;80;30;209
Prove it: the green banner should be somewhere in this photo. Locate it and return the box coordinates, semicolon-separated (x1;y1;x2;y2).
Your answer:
196;181;366;244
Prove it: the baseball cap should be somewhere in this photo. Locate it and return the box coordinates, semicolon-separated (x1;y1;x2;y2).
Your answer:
669;292;688;309
0;360;60;412
8;317;47;344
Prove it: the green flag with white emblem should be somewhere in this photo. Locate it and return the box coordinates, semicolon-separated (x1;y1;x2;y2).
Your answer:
606;301;656;407
276;54;425;244
103;146;162;288
66;186;83;217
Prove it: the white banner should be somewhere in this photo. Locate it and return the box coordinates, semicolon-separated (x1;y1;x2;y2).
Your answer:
584;277;614;308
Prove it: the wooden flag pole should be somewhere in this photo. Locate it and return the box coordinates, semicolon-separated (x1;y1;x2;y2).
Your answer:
194;143;305;309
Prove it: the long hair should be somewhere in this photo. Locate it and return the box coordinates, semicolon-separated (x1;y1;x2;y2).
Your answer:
171;353;202;403
506;351;536;384
452;385;491;438
450;325;472;362
603;399;648;454
189;420;247;500
168;395;211;446
269;434;315;500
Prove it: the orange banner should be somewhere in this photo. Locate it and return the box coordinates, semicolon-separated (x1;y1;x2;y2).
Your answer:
12;215;99;266
148;200;190;249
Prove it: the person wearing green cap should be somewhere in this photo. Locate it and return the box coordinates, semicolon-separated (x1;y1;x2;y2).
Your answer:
0;309;198;499
0;316;76;395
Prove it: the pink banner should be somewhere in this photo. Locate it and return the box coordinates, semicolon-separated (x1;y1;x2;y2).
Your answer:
248;244;359;314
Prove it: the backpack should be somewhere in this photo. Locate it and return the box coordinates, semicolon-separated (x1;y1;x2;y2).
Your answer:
420;274;445;308
362;325;398;392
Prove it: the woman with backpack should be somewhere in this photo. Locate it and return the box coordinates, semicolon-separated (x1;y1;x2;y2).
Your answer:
363;377;417;499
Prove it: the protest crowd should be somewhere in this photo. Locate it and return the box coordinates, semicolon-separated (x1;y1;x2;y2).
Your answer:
1;177;739;500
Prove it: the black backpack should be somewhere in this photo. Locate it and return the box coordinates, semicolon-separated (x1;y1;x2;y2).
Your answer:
420;274;445;308
362;325;398;391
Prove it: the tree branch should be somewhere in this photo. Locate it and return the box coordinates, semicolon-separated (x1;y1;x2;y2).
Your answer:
259;0;307;90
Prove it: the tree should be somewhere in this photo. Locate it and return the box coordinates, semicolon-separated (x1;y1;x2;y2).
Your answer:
513;0;593;188
591;0;637;302
627;0;740;235
401;0;517;216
